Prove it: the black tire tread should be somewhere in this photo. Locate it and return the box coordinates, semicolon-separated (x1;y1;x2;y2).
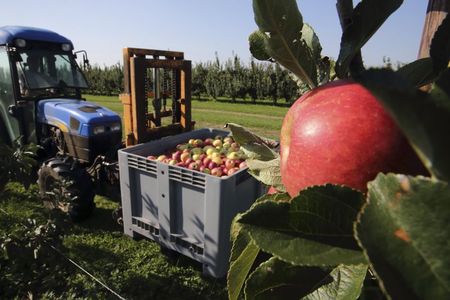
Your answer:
38;158;95;221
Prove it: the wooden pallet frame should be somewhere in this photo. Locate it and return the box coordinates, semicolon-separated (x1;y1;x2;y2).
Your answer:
120;47;193;146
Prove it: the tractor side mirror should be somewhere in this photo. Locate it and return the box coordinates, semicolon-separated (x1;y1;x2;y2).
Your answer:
74;50;91;70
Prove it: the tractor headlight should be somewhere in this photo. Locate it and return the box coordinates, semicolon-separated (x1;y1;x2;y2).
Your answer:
92;125;105;135
14;39;27;47
111;123;121;132
61;43;72;51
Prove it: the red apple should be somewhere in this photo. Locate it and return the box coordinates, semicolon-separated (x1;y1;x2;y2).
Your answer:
202;157;212;167
238;161;247;169
211;167;223;177
147;155;156;160
227;167;240;176
280;80;427;197
172;150;182;161
225;158;236;170
204;138;214;146
208;162;218;170
188;162;200;171
267;186;278;195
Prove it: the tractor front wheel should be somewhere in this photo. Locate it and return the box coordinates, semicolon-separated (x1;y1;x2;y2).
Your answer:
38;158;95;221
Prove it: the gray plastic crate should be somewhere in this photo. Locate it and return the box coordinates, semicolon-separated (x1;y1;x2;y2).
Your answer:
118;128;264;278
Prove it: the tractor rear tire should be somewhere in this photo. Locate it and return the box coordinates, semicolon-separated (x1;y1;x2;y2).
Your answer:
38;158;95;221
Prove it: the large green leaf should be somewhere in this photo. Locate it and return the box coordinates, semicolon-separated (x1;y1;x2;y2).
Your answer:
336;0;403;78
301;23;322;63
244;258;367;300
303;264;368;300
356;69;450;181
245;257;331;300
429;14;450;73
228;223;260;300
237;185;366;266
253;0;318;89
227;123;285;190
396;58;436;88
355;173;450;300
246;157;284;191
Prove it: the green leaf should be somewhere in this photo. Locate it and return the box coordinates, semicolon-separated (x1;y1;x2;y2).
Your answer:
246;157;284;191
249;30;272;61
355;173;450;300
228;224;260;300
244;258;367;300
303;264;368;300
430;67;450;105
356;69;450;181
238;185;366;266
253;0;318;89
396;58;436;88
336;0;403;78
245;257;331;300
226;123;278;161
429;14;450;73
301;23;331;85
227;123;284;190
301;23;322;63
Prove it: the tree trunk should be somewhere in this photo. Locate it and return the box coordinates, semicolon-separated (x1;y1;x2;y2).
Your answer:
418;0;449;59
418;0;449;91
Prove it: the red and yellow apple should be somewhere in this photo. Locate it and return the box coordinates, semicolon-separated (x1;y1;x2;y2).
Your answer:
280;80;427;197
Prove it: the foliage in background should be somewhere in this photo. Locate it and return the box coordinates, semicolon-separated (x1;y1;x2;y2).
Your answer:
0;139;38;192
84;55;299;104
83;63;124;96
227;1;450;300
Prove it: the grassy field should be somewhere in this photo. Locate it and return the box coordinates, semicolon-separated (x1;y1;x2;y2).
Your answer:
0;96;289;298
84;95;288;139
0;184;227;299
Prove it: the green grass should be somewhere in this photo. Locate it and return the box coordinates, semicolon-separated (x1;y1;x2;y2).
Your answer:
84;95;288;139
0;183;226;299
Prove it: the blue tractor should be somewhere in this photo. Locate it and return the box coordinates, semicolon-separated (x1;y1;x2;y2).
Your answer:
0;26;122;220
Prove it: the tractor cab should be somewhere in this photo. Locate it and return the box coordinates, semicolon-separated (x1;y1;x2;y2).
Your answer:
0;26;121;160
0;26;94;146
13;42;88;99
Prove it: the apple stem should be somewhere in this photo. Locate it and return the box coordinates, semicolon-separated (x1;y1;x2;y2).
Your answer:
336;0;365;77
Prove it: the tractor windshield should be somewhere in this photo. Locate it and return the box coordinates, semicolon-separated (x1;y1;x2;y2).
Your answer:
15;48;88;96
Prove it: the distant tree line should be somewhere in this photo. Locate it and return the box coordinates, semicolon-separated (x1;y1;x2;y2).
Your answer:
83;55;300;104
83;63;124;96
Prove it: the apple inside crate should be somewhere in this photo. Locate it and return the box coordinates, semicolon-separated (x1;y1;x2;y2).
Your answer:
118;128;265;278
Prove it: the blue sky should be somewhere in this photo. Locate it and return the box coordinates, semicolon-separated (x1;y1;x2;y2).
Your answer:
2;1;427;67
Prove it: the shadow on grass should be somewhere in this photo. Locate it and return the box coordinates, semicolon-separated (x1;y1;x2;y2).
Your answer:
76;205;122;233
118;271;226;300
64;238;226;300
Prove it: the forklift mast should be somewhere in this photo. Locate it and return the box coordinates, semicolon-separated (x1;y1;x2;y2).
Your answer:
120;48;194;146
